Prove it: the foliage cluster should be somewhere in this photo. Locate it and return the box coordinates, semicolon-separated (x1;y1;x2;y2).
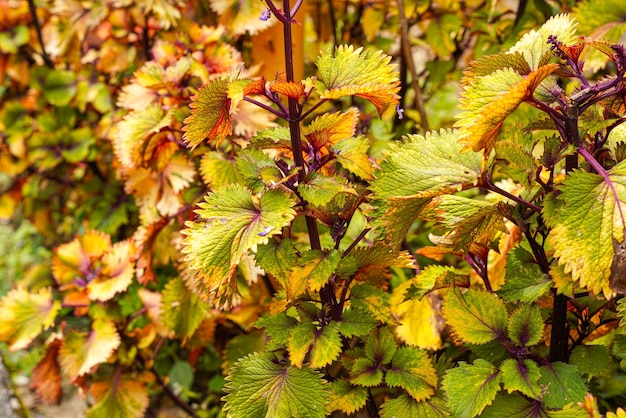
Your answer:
3;0;626;417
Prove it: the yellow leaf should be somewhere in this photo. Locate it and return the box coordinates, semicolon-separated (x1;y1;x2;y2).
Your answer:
59;319;121;380
52;230;111;286
87;240;137;302
183;79;233;149
303;108;359;151
0;287;60;351
391;281;443;350
86;372;149;418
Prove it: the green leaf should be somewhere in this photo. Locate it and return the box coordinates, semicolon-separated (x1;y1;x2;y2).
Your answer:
254;312;298;351
169;360;194;391
298;174;356;208
480;393;538;418
255;239;298;291
442;287;508;345
183;79;232;149
349;283;393;323
442;359;502;418
287;321;342;369
316;45;400;116
385;346;438;401
500;359;541;398
43;70;77;106
547;161;626;297
404;265;469;301
350;357;383;387
223;353;329;418
464;52;531;78
331;135;374;180
509;14;579;69
371;129;483;247
537;362;587;409
161;277;209;341
495;139;537;188
200;152;243;190
498;246;552;302
326;380;368;415
336;309;378;338
236;148;283;193
364;326;397;364
223;332;266;372
426;196;508;252
380;394;449;418
570;345;611;379
182;186;296;307
507;304;544;347
286;249;342;299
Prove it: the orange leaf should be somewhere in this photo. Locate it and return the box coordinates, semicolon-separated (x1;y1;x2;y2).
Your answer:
244;77;266;95
270;80;305;99
31;339;62;405
183;79;232;149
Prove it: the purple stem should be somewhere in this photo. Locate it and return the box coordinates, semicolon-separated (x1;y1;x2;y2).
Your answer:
244;96;287;119
264;0;286;23
290;0;304;17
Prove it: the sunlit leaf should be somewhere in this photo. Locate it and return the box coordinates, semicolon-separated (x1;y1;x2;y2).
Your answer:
303;109;359;151
87;240;137;302
385;346;438;401
0;286;60;351
442;287;508;345
442;359;501;418
326;380;368;415
546;161;626;297
316;45;400;116
161;277;210;341
286;249;341;299
298;174;356;208
538;362;587;409
331;135;374;180
380;394;449;418
223;352;329;418
182;186;296;307
287;321;342;368
59;319;121;380
86;373;149;418
456;64;559;152
183;79;232;149
500;358;541;398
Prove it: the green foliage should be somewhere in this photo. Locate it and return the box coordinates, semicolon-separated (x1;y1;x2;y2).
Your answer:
3;0;626;417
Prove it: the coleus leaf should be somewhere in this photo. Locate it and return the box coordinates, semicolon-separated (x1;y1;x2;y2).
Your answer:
350;357;383;387
350;283;393;323
442;287;508;345
59;319;121;381
255;238;298;291
546;161;626;297
286;249;341;299
404;265;469;301
507;304;543;347
570;345;611;380
326;380;368;415
365;326;397;364
498;246;552;302
442;359;502;418
298;174;356;208
114;104;174;168
380;395;449;418
223;352;329;418
316;45;400;116
254;312;298;350
0;286;60;351
161;277;210;341
200;151;243;190
181;185;296;308
303;108;358;151
86;373;150;418
500;358;541;398
287;321;342;368
455;64;559;152
371;129;483;247
331;135;374;180
336;309;378;339
52;230;111;286
480;393;587;418
385;346;438;401
31;339;62;404
87;239;137;302
537;362;587;409
509;14;579;69
183;79;232;149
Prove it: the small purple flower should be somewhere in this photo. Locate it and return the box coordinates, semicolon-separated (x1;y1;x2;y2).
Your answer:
396;105;404;120
260;8;271;21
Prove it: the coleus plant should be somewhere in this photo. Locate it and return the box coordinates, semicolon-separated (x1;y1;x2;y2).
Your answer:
178;6;626;418
3;0;626;417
